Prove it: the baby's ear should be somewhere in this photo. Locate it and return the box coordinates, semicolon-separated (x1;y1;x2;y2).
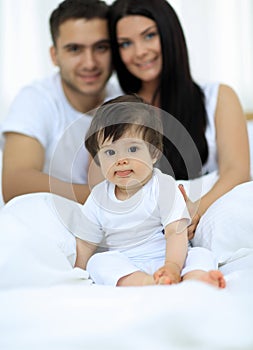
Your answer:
152;157;158;165
152;149;162;164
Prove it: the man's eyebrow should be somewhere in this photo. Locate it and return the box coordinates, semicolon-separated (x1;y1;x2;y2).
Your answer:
95;39;111;45
63;39;110;50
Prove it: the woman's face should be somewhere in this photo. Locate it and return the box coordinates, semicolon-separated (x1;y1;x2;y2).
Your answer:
116;15;162;84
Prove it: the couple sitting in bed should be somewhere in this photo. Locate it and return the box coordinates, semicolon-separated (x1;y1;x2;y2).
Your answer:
0;0;251;287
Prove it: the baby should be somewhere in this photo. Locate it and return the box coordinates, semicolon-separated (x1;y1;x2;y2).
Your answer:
74;94;226;288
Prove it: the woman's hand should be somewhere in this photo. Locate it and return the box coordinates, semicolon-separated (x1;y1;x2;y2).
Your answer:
178;185;200;240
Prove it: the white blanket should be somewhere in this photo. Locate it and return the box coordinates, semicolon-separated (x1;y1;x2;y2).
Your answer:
0;120;253;349
0;260;253;350
0;192;253;350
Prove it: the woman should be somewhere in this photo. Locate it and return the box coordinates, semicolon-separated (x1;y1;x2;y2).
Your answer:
109;0;250;238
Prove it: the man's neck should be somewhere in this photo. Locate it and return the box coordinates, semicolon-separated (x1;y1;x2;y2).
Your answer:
75;93;106;114
61;81;106;114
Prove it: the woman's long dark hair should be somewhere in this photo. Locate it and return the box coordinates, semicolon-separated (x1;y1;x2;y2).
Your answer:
109;0;208;180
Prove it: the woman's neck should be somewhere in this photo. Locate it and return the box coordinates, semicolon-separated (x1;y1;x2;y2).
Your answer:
138;80;160;107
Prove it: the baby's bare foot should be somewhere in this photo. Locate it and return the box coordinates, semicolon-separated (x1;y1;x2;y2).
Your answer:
183;269;226;288
200;270;226;288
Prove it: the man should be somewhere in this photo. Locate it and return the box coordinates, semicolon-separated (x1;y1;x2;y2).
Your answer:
0;0;121;204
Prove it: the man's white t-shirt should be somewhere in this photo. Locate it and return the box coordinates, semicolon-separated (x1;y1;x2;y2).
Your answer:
0;72;122;184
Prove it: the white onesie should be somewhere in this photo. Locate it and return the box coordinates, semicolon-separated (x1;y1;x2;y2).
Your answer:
73;168;217;285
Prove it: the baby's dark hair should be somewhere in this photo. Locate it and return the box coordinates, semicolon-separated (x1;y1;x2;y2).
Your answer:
85;94;163;165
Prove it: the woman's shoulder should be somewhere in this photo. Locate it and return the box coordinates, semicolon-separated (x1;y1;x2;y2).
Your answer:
217;83;240;101
200;82;239;106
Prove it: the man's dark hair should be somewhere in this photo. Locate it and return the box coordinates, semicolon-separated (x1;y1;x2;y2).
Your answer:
50;0;109;46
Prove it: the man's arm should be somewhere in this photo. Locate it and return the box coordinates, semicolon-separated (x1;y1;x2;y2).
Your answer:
2;133;90;204
75;238;97;270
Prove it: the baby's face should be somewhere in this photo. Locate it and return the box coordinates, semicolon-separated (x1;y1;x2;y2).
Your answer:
97;131;156;192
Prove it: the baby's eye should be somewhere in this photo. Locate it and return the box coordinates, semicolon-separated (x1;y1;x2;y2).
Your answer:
128;146;138;153
105;149;115;156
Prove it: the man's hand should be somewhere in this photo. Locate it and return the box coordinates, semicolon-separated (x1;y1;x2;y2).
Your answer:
178;184;200;240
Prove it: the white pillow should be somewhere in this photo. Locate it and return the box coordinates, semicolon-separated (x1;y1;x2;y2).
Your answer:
192;181;253;264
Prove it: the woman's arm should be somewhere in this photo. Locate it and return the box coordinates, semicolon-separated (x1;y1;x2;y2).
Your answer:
179;85;250;239
180;85;250;238
197;84;250;216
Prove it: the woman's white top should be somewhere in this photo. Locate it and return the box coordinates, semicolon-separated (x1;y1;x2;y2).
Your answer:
201;82;219;175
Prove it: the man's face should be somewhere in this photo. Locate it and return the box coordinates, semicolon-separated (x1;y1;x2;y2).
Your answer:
51;18;112;107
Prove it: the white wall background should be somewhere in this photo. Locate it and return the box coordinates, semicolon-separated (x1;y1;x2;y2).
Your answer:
0;0;252;122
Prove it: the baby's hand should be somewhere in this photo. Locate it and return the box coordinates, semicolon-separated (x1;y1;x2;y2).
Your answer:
153;262;181;285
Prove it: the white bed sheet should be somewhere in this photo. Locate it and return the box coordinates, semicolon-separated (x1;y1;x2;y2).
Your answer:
0;121;253;350
0;253;253;350
0;191;253;350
